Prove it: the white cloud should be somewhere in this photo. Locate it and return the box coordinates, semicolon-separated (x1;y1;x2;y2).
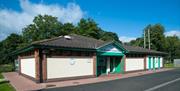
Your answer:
119;36;136;43
165;30;180;37
0;0;84;41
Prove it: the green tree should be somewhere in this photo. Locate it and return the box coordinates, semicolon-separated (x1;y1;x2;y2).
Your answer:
130;24;166;51
0;33;23;64
76;18;120;41
129;38;143;47
22;15;63;43
61;23;77;35
0;15;122;64
76;18;101;39
165;36;180;62
145;24;166;51
100;31;119;41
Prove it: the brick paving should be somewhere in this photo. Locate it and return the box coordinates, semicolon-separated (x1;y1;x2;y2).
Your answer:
3;68;173;91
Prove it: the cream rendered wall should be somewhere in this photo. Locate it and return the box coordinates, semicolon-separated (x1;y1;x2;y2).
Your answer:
125;58;144;71
160;57;163;67
21;58;36;78
47;57;93;79
146;57;149;69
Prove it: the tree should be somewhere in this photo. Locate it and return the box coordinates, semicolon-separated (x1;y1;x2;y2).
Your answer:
143;24;166;51
76;18;101;39
129;38;143;47
76;18;120;42
61;23;77;35
165;36;180;62
0;15;121;64
22;15;63;43
0;33;23;64
100;31;119;41
130;24;166;51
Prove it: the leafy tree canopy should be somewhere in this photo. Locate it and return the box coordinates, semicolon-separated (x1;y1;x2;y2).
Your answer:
0;14;120;64
129;24;180;62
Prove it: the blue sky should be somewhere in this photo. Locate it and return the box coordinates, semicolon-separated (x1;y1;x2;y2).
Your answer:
0;0;180;42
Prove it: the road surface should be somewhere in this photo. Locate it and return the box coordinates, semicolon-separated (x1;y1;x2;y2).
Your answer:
41;68;180;91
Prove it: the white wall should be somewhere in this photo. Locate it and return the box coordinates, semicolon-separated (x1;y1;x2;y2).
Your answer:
21;58;36;78
125;58;144;71
47;57;94;79
160;57;163;67
146;57;149;69
174;59;180;67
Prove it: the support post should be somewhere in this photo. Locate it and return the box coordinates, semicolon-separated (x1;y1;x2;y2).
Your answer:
42;53;47;82
93;52;97;76
153;57;155;71
18;56;21;75
123;55;126;73
144;55;147;70
34;49;40;83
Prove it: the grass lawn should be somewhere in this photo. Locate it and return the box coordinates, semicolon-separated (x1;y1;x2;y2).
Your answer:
164;63;174;68
0;73;15;91
0;73;3;79
0;82;15;91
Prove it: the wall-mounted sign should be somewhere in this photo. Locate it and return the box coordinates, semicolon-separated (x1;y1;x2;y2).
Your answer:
100;44;122;53
69;58;75;65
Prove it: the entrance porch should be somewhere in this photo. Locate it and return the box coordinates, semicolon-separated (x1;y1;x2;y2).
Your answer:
97;56;124;76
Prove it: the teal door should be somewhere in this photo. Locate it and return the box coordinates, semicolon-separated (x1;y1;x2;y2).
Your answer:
97;57;107;76
110;57;114;72
148;57;151;70
114;59;121;73
110;57;121;73
158;57;160;69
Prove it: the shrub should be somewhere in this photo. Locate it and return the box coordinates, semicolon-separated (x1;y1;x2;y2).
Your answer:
0;64;14;73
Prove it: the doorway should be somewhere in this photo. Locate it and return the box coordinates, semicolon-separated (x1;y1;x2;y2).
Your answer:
97;56;122;76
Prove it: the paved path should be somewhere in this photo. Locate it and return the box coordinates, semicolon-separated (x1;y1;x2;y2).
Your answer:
3;72;42;91
3;68;174;91
42;68;180;91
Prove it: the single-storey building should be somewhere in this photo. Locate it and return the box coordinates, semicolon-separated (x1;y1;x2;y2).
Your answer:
13;34;166;83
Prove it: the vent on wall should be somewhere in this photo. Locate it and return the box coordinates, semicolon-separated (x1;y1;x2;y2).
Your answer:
64;35;72;40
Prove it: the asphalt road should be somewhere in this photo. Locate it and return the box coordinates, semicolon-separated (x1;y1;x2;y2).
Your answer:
41;68;180;91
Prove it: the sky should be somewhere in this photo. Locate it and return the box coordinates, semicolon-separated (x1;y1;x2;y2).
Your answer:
0;0;180;42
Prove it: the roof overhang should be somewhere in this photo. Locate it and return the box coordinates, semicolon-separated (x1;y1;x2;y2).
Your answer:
10;44;97;56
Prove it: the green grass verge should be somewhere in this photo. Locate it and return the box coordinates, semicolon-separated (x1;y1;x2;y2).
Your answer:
164;63;174;68
0;83;15;91
0;73;15;91
0;73;3;79
0;64;14;73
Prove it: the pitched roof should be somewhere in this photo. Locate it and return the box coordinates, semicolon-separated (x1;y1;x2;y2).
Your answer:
32;34;166;55
32;34;108;49
122;45;167;55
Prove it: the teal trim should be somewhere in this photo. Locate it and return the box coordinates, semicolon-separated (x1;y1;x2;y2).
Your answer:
11;44;96;55
114;41;129;53
10;45;34;56
34;45;96;52
148;57;151;70
99;52;124;56
158;57;160;69
111;58;121;74
97;41;128;54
